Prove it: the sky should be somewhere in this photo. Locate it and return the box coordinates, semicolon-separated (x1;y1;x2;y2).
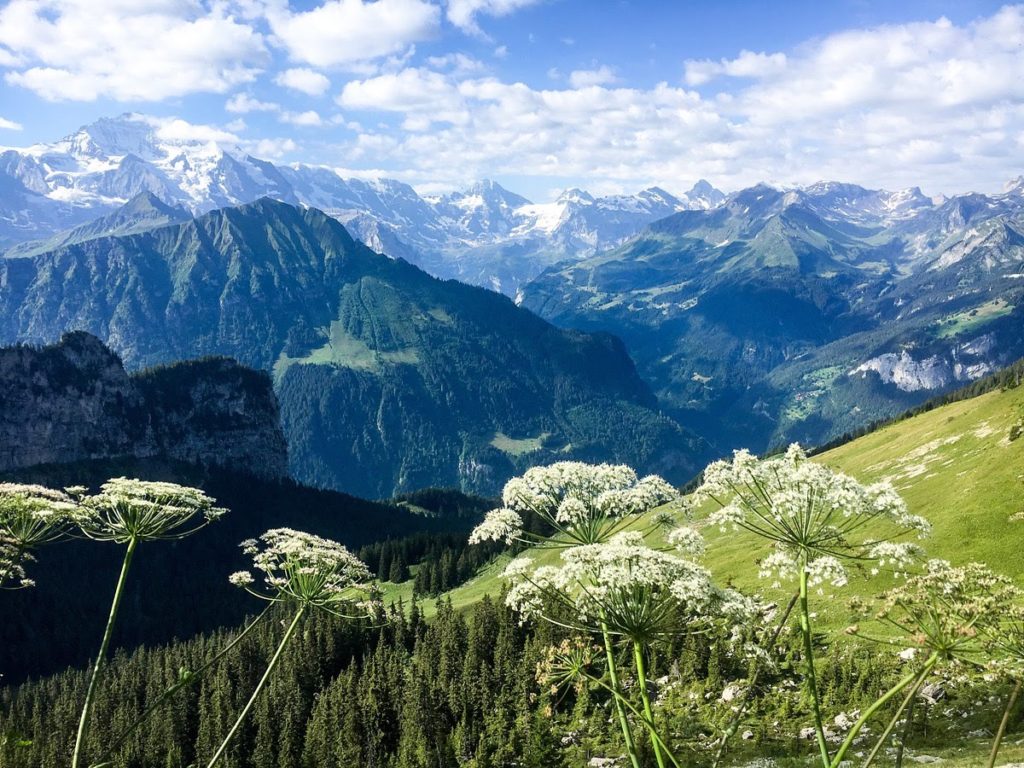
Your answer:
0;0;1022;201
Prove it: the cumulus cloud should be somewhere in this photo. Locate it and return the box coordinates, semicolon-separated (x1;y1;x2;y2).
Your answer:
226;93;280;113
274;67;331;96
280;110;324;126
0;116;22;130
568;65;618;88
446;0;544;37
266;0;439;68
0;0;267;101
683;50;787;86
331;6;1024;195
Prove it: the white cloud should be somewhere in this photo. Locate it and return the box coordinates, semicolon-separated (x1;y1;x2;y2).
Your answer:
684;50;787;86
266;0;439;68
568;65;618;88
0;0;267;101
329;7;1024;196
338;67;468;127
280;110;324;126
226;93;280;113
446;0;543;37
245;137;298;158
153;117;241;146
0;116;22;130
274;67;331;96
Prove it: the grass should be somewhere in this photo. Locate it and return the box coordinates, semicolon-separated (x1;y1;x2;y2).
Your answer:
490;431;548;456
935;298;1015;339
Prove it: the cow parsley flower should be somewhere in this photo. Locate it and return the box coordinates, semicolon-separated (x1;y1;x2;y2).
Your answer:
694;445;930;764
231;527;379;617
694;444;929;588
0;483;83;589
77;478;226;542
469;462;680;549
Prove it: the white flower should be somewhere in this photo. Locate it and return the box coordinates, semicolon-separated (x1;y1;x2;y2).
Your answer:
236;528;377;615
694;444;929;593
469;508;523;545
667;526;706;557
78;478;226;543
229;571;254;587
0;483;84;589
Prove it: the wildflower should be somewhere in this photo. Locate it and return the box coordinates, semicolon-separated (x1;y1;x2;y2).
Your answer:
209;528;380;767
71;478;227;768
0;483;83;589
77;478;226;542
694;445;930;767
230;527;378;616
470;461;680;549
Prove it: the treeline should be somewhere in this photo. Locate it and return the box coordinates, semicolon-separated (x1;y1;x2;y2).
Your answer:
0;592;931;768
357;532;503;595
810;356;1024;456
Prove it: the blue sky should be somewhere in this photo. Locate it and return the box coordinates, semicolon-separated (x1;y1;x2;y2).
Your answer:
0;0;1021;200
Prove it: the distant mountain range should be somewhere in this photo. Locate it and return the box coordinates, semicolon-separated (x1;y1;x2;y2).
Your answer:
3;112;1023;472
521;180;1024;452
0;113;723;295
0;198;702;497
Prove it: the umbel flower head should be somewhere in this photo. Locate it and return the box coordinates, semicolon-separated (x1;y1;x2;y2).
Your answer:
469;462;679;549
231;528;379;617
695;444;929;589
0;483;83;589
503;531;753;642
76;478;226;543
850;559;1022;666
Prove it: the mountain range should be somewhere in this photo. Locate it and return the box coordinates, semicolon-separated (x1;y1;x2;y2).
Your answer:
3;112;1024;478
0;197;700;497
0;113;723;295
522;180;1024;451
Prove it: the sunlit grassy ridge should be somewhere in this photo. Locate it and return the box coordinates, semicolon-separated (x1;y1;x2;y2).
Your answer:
409;382;1024;628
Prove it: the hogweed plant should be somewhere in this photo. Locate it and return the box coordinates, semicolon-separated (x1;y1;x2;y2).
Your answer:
206;528;380;768
693;444;929;767
0;483;83;589
843;560;1022;768
71;479;226;768
470;462;682;768
469;461;679;549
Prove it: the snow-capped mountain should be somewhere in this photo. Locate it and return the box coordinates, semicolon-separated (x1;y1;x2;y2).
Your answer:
0;114;725;294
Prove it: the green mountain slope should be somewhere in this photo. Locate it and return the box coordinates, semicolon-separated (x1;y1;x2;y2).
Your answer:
437;372;1024;624
0;198;703;497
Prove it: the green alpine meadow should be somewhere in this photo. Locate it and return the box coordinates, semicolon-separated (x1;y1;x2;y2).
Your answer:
2;2;1024;767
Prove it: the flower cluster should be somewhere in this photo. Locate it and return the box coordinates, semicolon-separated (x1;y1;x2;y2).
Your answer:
696;444;929;590
503;531;751;642
77;478;226;543
0;483;83;589
232;528;378;616
470;462;680;549
852;560;1022;665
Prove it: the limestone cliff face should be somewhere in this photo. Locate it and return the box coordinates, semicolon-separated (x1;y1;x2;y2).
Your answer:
0;332;287;478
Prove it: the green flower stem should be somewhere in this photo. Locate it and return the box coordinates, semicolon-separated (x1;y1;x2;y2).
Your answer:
206;605;306;768
72;535;139;768
601;620;641;768
712;592;799;768
861;664;930;767
87;605;272;768
893;676;919;768
987;677;1023;768
633;640;667;768
798;558;831;768
829;651;939;768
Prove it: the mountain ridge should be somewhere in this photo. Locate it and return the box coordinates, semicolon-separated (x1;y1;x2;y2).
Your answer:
0;197;705;497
